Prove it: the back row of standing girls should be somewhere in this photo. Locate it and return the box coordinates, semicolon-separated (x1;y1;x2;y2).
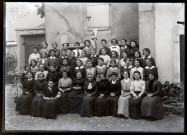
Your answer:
16;38;163;120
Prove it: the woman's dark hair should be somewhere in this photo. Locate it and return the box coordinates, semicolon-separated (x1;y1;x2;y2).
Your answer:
62;43;69;47
62;58;69;65
111;50;118;58
143;48;151;55
33;47;38;51
109;72;117;77
74;42;80;46
30;59;37;66
42;52;47;57
84;40;91;45
52;42;58;47
121;39;127;42
26;71;33;76
49;64;56;68
134;59;141;64
135;51;141;58
38;72;45;78
87;60;93;64
130;40;139;47
97;57;104;62
122;70;130;78
24;64;31;70
101;39;107;43
62;71;68;76
146;58;152;64
111;39;118;44
48;79;54;83
49;49;56;55
76;59;83;66
133;70;141;80
42;41;48;48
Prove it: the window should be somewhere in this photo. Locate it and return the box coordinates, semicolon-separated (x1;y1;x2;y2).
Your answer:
87;3;110;30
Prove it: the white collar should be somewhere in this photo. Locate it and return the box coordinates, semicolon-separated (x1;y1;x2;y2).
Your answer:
143;55;151;59
145;66;155;69
75;66;84;69
61;56;67;58
28;78;33;81
50;56;56;59
124;65;133;69
112;80;117;84
48;87;52;90
123;78;130;82
91;55;97;57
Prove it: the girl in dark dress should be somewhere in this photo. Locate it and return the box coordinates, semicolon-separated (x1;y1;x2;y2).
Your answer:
142;48;156;68
20;64;31;86
31;73;48;117
58;71;72;114
141;72;163;120
41;80;61;119
129;71;145;119
46;49;59;71
94;74;109;117
30;59;39;77
73;59;86;79
59;58;72;78
68;51;77;73
48;42;60;58
134;51;143;67
106;72;121;117
90;50;99;67
46;65;60;86
120;58;133;76
126;41;139;60
16;71;35;115
144;59;158;81
80;73;98;117
67;72;85;114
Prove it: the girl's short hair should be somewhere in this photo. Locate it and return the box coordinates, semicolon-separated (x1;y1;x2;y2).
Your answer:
42;41;48;47
84;40;91;45
109;72;117;77
135;51;141;58
111;50;118;57
123;70;130;78
38;72;45;78
101;39;107;43
111;39;118;44
33;47;38;51
134;59;141;64
121;39;127;42
97;57;104;62
74;42;80;46
24;64;31;70
49;49;56;54
143;48;151;55
76;59;83;65
48;79;54;83
30;59;37;65
87;60;92;64
26;71;33;76
62;58;69;63
62;43;69;47
133;70;141;80
52;42;58;47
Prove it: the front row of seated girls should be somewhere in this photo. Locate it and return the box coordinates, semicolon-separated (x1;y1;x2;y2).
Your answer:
16;68;163;120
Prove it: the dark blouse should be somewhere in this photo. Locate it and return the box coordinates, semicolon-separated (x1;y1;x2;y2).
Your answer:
68;57;77;70
142;56;156;68
97;80;109;95
73;67;86;78
144;66;158;81
90;55;99;67
59;65;72;78
34;80;48;94
46;57;59;71
72;78;85;91
146;79;161;96
46;71;60;85
23;79;35;93
43;86;59;98
99;47;111;56
49;49;60;58
84;80;98;96
108;80;121;96
125;46;139;59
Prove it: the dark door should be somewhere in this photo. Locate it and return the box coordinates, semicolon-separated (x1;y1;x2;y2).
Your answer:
180;35;184;83
23;34;45;64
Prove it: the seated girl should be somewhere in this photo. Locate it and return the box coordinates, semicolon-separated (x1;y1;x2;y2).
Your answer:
49;42;60;58
134;51;143;67
80;73;97;117
120;58;133;74
59;58;72;78
73;59;86;79
40;41;49;57
39;52;48;70
31;73;48;117
68;51;77;71
141;72;163;120
144;59;158;81
95;57;108;82
126;40;139;60
16;71;35;115
46;49;59;71
41;80;61;119
110;50;120;67
110;39;120;57
119;51;128;68
72;42;82;58
120;39;128;55
142;48;156;68
117;70;132;119
85;60;96;79
35;64;48;81
30;59;39;77
79;51;89;67
28;47;40;66
20;64;31;86
82;40;93;58
130;59;144;80
99;48;111;67
58;71;72;114
46;65;60;86
94;74;109;117
90;49;99;67
67;72;85;114
61;43;71;58
106;60;121;81
129;71;145;119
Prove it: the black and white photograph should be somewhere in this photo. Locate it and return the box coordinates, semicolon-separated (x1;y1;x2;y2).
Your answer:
4;2;185;132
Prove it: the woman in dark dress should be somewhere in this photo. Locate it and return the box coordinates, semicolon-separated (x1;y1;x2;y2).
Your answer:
20;64;31;86
67;72;85;114
144;59;158;81
142;48;156;68
46;49;59;71
68;51;77;73
16;71;35;115
141;72;163;120
58;71;72;114
129;71;145;119
59;58;72;78
31;73;48;117
80;73;97;117
126;41;139;60
106;72;121;117
94;74;109;117
73;59;86;79
41;80;61;119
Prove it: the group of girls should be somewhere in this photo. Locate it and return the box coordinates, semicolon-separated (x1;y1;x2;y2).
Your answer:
16;38;163;120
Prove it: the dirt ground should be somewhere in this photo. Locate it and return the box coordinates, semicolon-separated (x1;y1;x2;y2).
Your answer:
4;85;184;132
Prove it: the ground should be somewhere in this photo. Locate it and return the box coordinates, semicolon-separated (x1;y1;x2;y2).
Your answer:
4;84;184;132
